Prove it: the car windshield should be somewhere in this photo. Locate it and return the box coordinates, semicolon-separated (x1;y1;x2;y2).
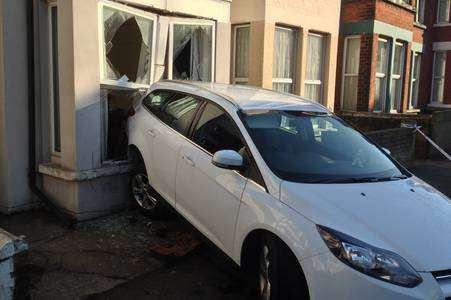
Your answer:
240;110;408;183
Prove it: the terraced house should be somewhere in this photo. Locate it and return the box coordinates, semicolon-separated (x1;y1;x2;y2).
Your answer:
230;0;342;111
335;0;428;113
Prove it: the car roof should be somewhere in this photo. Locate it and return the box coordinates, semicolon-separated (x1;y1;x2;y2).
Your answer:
151;80;330;113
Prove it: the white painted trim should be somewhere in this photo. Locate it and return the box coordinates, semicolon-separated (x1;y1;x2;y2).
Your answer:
98;0;158;89
168;19;216;82
436;0;451;24
433;42;451;51
428;102;451;108
232;24;250;85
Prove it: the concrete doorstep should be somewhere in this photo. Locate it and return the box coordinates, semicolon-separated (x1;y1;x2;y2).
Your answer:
0;229;28;300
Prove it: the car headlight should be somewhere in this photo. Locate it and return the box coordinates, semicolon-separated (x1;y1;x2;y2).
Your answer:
317;225;422;288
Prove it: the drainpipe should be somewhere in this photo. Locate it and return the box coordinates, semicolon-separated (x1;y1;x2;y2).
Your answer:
26;0;73;228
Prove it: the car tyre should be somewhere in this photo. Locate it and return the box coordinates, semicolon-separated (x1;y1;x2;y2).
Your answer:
256;234;309;300
129;162;167;218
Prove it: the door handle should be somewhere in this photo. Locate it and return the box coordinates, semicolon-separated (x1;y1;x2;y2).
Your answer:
182;155;195;167
147;129;156;138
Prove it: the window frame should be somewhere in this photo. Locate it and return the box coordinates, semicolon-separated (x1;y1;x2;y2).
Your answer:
341;35;361;111
304;32;327;103
272;25;298;93
98;0;158;89
436;0;451;25
232;24;251;85
431;51;447;104
415;0;425;24
390;41;406;112
168;19;216;82
374;38;390;112
409;52;422;111
48;2;61;155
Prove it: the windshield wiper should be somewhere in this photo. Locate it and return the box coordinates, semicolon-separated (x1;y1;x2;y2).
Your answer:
304;175;409;184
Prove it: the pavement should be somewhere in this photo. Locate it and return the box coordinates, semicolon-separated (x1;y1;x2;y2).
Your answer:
0;210;251;300
0;159;449;300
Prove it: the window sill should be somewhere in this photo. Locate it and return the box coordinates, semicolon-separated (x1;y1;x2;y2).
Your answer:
414;22;427;30
406;109;420;113
434;23;451;27
381;0;415;13
428;102;451;108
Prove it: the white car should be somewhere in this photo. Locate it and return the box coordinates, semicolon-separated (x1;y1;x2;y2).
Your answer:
128;81;451;300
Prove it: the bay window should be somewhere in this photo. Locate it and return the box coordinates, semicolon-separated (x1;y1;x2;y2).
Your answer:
304;33;326;103
409;52;421;110
273;26;297;93
341;36;360;111
169;22;215;82
100;3;156;88
390;42;406;112
375;39;389;112
432;51;447;103
233;25;250;84
437;0;451;24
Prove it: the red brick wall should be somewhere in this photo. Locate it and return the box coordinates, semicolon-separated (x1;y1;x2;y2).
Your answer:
444;52;451;104
341;0;376;23
374;0;415;30
358;34;377;111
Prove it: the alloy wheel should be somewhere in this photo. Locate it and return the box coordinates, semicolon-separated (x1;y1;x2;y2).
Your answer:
131;173;158;211
259;244;271;300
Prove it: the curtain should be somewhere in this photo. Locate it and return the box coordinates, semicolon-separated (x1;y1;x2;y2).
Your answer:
173;25;212;81
235;27;250;79
306;34;324;81
273;27;296;93
342;38;360;111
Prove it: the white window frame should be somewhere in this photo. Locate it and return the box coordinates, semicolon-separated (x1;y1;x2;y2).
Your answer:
436;0;451;25
272;26;298;92
48;2;60;156
431;51;447;104
375;38;389;112
304;32;326;102
409;52;422;111
340;35;361;110
390;41;406;112
98;0;158;89
415;0;425;24
232;24;250;84
168;19;216;82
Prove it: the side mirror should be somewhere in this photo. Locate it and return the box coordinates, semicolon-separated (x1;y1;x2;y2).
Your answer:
382;147;391;155
212;150;244;170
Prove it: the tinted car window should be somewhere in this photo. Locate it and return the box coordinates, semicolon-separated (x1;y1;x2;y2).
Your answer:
192;103;244;154
143;91;201;136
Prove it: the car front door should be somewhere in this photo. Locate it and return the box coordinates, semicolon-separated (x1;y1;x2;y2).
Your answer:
175;102;250;253
142;91;202;206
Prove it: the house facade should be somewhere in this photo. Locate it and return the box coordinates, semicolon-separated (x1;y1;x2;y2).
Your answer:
335;0;427;113
230;0;342;111
0;0;232;219
421;0;451;109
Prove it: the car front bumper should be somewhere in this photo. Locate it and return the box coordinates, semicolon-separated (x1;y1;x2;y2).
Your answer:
301;252;446;300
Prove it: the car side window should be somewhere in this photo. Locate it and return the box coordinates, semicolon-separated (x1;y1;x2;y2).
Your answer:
192;103;245;154
143;91;202;136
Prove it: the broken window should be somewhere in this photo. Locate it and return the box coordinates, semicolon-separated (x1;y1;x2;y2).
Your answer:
101;89;145;161
170;23;214;81
101;4;155;87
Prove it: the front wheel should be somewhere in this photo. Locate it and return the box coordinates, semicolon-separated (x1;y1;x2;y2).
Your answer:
256;235;309;300
130;165;166;218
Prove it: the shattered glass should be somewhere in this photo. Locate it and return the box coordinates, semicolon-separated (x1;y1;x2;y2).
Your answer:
172;24;213;81
103;7;154;85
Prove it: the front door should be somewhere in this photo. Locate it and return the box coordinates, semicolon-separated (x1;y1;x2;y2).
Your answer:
175;103;248;252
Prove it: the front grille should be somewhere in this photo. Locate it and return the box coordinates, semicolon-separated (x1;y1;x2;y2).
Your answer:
432;270;451;280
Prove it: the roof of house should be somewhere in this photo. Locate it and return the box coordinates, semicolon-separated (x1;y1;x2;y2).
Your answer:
153;80;330;113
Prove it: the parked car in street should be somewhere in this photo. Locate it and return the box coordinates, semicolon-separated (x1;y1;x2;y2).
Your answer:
128;81;451;300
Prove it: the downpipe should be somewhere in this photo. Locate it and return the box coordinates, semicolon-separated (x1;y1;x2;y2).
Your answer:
26;0;73;228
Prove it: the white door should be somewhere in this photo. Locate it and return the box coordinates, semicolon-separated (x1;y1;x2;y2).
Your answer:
175;103;249;252
142;91;202;206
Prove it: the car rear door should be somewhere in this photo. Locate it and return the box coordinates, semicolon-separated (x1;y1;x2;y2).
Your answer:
175;102;250;253
142;90;202;206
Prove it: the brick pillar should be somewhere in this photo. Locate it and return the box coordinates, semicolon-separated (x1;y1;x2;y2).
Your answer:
334;35;345;111
358;34;377;112
401;43;413;112
444;51;451;105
